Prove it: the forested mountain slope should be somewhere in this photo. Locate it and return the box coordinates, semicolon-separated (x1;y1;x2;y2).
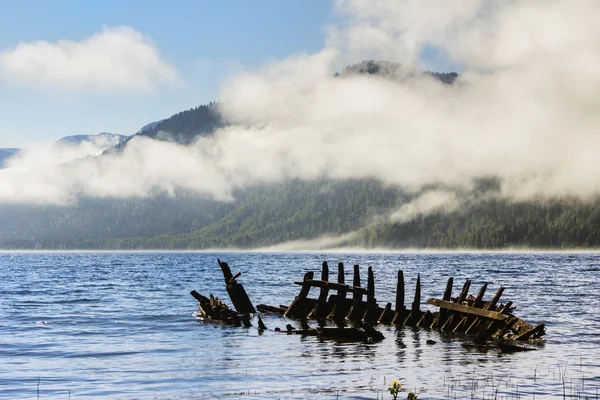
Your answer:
1;61;598;250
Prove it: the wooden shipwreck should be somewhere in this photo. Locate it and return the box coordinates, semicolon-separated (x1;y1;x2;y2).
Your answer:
191;260;545;348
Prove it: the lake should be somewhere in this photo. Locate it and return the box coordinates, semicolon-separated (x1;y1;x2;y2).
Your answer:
0;251;599;399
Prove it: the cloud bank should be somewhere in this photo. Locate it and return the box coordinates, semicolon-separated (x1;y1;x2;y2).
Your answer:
1;0;600;209
0;26;176;92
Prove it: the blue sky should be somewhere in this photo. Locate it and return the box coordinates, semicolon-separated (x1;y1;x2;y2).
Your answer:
0;0;336;147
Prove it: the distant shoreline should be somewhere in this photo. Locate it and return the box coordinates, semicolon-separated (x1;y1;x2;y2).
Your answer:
1;247;600;253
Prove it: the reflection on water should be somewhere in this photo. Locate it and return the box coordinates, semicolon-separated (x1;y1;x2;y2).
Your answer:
0;251;599;399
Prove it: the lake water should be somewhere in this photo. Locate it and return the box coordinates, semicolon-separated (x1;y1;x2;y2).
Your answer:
0;251;599;399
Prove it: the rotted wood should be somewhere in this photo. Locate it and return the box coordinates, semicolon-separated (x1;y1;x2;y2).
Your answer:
456;279;471;304
465;284;502;334
309;262;331;323
347;265;366;321
378;302;394;324
487;287;505;311
284;271;314;318
256;304;287;314
436;277;453;329
363;266;380;322
328;263;350;323
217;259;256;314
391;270;406;325
460;283;488;333
474;283;488;308
190;290;250;326
514;323;546;341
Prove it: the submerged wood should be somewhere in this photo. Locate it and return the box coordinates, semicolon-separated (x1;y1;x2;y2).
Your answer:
193;259;545;349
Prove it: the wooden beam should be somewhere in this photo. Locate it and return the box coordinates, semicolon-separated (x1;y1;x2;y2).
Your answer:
427;298;508;321
293;280;368;295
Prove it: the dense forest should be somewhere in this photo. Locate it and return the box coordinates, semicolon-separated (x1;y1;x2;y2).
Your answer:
1;177;600;250
1;61;598;250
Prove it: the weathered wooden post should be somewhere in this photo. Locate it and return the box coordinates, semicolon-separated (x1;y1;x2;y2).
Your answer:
456;279;471;304
364;266;380;322
434;277;453;328
450;279;472;332
487;287;505;311
353;265;361;301
313;262;330;324
392;270;406;325
410;274;421;325
473;283;488;308
347;264;364;321
465;283;488;334
217;259;256;314
328;262;349;323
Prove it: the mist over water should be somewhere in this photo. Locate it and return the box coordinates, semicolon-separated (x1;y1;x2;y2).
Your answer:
1;251;598;399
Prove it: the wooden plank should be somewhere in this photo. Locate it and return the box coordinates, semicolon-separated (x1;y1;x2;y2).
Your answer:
427;298;508;321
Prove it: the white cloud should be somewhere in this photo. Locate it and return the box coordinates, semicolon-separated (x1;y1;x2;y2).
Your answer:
0;26;177;93
2;1;600;205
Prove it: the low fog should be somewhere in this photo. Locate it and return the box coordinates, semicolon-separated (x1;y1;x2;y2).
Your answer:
2;0;600;212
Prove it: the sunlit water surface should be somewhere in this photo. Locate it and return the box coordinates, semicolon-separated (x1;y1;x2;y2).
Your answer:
0;252;599;399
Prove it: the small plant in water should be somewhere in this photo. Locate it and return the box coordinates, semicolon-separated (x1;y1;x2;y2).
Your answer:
388;380;402;399
407;393;418;400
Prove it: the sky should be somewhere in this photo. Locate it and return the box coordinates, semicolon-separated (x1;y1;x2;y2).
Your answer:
0;0;337;147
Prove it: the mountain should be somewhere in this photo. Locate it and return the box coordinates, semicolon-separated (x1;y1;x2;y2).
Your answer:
1;61;597;250
0;148;21;167
55;132;128;147
137;120;164;134
337;60;459;84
